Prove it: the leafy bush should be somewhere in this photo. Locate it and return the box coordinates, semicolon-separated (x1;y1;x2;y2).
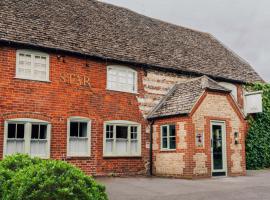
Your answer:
245;83;270;169
0;154;108;200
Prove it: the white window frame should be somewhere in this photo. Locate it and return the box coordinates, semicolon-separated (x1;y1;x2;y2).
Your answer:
160;124;176;151
219;82;238;101
16;49;50;82
67;117;91;157
106;65;138;93
103;120;141;157
3;118;51;159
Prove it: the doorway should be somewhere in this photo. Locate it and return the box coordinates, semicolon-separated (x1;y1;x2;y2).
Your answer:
211;121;227;176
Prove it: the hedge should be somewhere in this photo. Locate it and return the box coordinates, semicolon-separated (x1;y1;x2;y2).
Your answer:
245;83;270;169
0;154;108;200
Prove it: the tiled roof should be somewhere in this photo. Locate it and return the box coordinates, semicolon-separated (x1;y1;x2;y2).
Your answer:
0;0;263;83
147;76;231;119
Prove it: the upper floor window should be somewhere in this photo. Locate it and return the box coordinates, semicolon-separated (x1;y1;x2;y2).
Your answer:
161;125;176;150
107;65;137;93
16;50;50;82
103;120;141;157
4;118;51;158
67;117;91;157
218;82;238;101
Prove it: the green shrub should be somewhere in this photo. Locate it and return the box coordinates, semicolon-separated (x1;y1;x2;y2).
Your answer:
0;154;108;200
245;83;270;169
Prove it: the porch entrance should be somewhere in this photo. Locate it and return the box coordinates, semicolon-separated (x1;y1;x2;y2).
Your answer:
211;121;227;176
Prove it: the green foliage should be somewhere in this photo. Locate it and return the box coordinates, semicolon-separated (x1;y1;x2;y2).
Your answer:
0;154;108;200
245;83;270;169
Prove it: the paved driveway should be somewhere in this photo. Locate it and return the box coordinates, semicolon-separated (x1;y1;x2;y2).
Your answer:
97;170;270;200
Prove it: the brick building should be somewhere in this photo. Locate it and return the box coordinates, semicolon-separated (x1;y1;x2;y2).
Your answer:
0;0;263;178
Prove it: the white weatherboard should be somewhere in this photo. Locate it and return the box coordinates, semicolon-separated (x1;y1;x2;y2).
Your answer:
244;91;263;114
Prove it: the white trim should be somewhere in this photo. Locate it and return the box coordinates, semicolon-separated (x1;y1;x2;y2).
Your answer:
106;65;138;94
16;49;50;82
103;120;141;157
210;121;227;175
218;82;238;101
67;117;91;157
3;118;51;159
160;124;176;151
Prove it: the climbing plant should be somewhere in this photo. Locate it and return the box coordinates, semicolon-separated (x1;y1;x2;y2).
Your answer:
245;82;270;169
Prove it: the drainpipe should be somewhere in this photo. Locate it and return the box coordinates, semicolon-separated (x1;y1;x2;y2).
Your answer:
149;120;154;176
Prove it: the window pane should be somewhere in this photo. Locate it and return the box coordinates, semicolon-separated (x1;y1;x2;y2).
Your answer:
131;140;138;154
131;126;137;139
8;124;16;138
30;140;47;157
162;126;167;137
169;137;176;149
106;139;113;153
162;138;167;149
107;67;136;92
40;125;47;139
116;126;128;139
31;125;39;139
17;124;25;138
116;139;128;153
70;122;78;137
79;122;87;137
169;125;176;136
69;138;88;156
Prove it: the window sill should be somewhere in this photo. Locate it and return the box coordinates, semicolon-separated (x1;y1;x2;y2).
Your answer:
106;88;138;95
103;155;142;158
14;77;51;83
66;156;92;160
160;149;177;153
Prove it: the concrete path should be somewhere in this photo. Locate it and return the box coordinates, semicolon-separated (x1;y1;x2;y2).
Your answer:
97;170;270;200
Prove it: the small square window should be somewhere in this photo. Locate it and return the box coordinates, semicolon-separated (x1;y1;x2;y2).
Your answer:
107;66;137;93
16;50;49;82
161;125;176;150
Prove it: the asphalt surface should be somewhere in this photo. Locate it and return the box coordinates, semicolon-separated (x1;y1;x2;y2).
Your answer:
97;170;270;200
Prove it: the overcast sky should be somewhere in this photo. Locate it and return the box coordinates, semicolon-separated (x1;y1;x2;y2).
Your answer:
102;0;270;82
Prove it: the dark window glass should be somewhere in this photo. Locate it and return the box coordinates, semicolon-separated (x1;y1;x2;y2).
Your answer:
31;124;39;139
169;125;176;136
162;138;168;149
169;137;176;149
17;124;25;138
162;126;167;137
131;126;137;139
8;124;16;138
131;126;137;133
70;122;78;137
116;126;128;139
40;125;47;139
106;125;113;132
79;122;87;137
131;132;137;139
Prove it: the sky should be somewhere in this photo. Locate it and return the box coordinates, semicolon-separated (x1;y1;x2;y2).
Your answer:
101;0;270;82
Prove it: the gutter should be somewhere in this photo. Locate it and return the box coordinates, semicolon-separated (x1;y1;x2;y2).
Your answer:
149;120;154;176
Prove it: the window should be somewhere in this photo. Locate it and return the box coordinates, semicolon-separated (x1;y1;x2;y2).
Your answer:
161;125;176;150
219;82;238;101
16;50;50;81
104;121;141;157
67;117;91;157
4;119;51;158
107;65;137;93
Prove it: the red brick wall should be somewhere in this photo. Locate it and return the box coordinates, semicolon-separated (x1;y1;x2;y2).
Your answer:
0;46;148;176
